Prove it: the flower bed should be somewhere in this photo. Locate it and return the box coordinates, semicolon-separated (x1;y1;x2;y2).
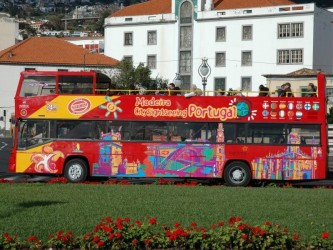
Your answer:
0;217;332;249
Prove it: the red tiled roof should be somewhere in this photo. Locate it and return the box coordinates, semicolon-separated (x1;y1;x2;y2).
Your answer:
214;0;295;10
112;0;171;17
0;37;119;67
112;0;295;17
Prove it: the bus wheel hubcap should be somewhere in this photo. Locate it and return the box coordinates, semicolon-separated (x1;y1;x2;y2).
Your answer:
232;169;243;181
69;164;82;180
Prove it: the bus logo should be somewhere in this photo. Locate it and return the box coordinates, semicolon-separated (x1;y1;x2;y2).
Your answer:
68;98;91;115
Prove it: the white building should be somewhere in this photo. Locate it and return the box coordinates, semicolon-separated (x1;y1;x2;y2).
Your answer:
104;0;333;93
0;13;21;51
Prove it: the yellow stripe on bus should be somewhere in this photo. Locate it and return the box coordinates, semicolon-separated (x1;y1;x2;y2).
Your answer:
28;96;118;119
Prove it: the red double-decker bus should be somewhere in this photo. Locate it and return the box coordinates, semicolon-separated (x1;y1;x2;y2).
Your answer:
9;70;327;186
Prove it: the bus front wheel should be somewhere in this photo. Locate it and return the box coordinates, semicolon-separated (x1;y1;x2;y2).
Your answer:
64;159;88;183
223;161;251;187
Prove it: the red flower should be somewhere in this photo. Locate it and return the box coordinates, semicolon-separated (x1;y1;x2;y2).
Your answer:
97;241;104;248
242;234;248;240
28;235;38;242
145;239;151;245
265;221;271;226
259;230;266;236
218;221;225;227
191;222;197;228
116;232;122;239
136;220;143;226
174;222;181;228
124;217;130;223
103;226;112;233
211;224;216;229
109;233;115;240
133;239;137;245
93;236;100;243
237;224;246;231
293;234;300;240
322;231;330;239
57;230;63;240
228;216;241;225
149;218;157;225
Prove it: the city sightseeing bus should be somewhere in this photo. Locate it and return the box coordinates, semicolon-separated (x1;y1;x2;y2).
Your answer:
9;70;328;186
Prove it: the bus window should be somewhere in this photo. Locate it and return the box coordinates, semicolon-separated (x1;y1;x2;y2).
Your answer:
96;72;112;95
100;120;130;140
247;123;285;144
57;121;98;139
58;75;93;94
18;120;52;148
175;122;207;142
224;123;246;143
129;121;169;141
286;124;320;145
19;75;56;97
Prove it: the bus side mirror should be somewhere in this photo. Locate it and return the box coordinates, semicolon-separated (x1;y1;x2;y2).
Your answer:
0;117;3;121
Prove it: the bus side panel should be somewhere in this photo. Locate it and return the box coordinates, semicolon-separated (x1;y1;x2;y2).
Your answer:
91;141;223;178
238;145;325;181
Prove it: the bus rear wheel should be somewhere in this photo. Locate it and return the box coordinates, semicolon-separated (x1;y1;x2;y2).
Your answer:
223;161;251;187
64;159;88;183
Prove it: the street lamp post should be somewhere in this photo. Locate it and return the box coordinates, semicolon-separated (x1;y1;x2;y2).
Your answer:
198;57;211;96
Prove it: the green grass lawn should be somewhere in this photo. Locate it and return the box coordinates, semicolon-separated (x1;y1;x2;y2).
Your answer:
0;183;333;242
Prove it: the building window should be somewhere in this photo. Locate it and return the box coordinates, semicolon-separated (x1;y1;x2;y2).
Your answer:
147;55;156;69
123;56;133;62
216;27;226;42
241;51;252;66
180;26;192;49
216;52;226;67
277;49;303;64
214;78;226;95
242;25;252;40
278;23;303;38
241;77;252;91
147;31;157;45
178;0;193;89
327;87;333;97
181;75;191;90
291;49;303;63
179;51;191;74
180;1;192;24
99;41;104;53
124;32;133;45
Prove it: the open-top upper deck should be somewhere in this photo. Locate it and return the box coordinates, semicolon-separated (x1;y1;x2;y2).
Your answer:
15;70;326;123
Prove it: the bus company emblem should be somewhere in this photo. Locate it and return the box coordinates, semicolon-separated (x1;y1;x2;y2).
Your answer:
20;109;27;117
68;98;91;115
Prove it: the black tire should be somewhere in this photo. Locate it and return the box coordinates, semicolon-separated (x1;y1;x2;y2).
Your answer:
64;158;88;183
223;161;251;187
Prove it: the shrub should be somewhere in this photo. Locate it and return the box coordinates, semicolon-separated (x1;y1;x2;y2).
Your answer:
1;217;333;249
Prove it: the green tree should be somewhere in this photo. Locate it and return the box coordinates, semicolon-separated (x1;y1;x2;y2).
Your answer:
47;15;64;30
93;7;119;35
112;59;152;92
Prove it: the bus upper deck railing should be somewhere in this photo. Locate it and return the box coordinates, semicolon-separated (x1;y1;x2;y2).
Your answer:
95;89;317;97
